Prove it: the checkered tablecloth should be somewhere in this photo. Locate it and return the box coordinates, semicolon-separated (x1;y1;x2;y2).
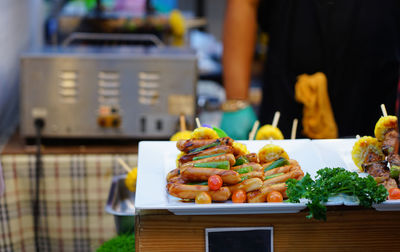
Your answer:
0;154;137;252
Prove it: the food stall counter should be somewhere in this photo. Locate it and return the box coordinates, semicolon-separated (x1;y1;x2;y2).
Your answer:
135;207;400;251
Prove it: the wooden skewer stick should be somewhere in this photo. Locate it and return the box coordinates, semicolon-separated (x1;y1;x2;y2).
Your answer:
117;158;132;173
381;104;388;117
195;117;201;128
272;111;280;128
291;118;298;140
179;114;187;131
248;120;260;140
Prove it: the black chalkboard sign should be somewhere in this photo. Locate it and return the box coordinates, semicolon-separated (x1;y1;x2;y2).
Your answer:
205;227;273;252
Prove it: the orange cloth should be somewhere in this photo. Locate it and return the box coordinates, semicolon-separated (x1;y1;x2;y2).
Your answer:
295;72;338;139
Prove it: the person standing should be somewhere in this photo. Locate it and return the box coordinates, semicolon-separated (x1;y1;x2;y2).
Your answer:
220;0;400;139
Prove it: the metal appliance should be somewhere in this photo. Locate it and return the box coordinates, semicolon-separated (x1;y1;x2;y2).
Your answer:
20;46;197;139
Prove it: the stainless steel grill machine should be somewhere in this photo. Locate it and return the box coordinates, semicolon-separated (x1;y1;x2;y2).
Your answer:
20;45;197;139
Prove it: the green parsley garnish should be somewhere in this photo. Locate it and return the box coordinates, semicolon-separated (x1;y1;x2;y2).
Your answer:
286;167;388;221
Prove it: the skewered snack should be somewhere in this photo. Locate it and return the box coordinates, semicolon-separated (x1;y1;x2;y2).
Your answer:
374;115;398;142
382;130;399;156
232;142;250;157
170;114;193;141
125;167;138;192
255;124;284;140
178;145;233;165
168;184;231;201
258;144;289;164
180;167;241;184
167;127;304;204
177;137;233;153
170;131;192;141
255;111;284;140
352;115;400;192
191;126;219;140
351;136;384;171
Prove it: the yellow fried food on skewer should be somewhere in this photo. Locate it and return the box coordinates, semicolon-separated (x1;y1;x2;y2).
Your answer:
374;115;398;141
170;131;192;141
255;124;284;140
351;136;384;172
170;114;192;141
125;167;138;192
191;127;219;140
258;144;289;164
232;142;250;156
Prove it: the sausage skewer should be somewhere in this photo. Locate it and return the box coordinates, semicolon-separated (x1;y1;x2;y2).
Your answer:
168;183;231;201
180;167;241;184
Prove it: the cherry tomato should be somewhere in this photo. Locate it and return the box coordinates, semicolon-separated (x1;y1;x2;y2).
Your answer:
388;188;400;200
195;192;212;204
208;175;223;191
266;191;283;203
232;189;247;203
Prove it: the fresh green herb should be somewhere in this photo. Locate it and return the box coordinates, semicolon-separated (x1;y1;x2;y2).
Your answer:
192;153;225;161
236;166;253;174
240;176;249;182
234;156;249;166
194;160;230;169
264;172;284;180
188;141;220;154
187;181;209;185
264;158;289;172
213;126;229;138
286;167;388;221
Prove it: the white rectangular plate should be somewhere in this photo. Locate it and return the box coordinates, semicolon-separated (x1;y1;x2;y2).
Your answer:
135;139;320;215
373;200;400;211
311;139;400;209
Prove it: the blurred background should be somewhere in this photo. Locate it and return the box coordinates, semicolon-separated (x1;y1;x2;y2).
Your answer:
0;0;265;148
0;1;265;251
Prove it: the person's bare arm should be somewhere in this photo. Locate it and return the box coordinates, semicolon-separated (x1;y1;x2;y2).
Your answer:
223;0;260;101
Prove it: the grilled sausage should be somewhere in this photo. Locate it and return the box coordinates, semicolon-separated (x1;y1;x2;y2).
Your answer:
240;171;264;180
263;164;300;177
181;153;236;168
176;139;215;152
228;178;263;193
262;159;298;170
263;169;304;186
247;183;287;203
168;183;231;201
232;162;263;172
179;145;234;165
180;167;241;184
167;176;186;185
176;137;233;153
244;153;259;163
167;168;180;182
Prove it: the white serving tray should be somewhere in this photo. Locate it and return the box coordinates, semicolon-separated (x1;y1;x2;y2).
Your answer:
135;138;398;215
135;139;317;215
